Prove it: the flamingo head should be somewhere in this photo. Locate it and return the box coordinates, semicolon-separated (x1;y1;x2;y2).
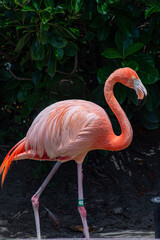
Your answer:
116;67;147;105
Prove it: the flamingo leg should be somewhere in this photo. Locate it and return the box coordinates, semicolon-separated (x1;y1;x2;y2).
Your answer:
77;163;90;240
31;161;62;240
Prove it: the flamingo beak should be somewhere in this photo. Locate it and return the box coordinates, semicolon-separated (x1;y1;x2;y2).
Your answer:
133;79;147;108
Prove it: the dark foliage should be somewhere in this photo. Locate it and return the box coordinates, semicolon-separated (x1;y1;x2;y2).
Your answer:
0;0;160;144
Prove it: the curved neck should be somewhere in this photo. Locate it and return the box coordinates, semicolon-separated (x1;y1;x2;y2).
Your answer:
103;75;133;151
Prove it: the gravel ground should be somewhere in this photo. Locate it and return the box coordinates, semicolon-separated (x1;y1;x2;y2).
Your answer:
0;128;160;239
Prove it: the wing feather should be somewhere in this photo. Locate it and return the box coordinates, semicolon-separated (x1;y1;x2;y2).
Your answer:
25;100;99;159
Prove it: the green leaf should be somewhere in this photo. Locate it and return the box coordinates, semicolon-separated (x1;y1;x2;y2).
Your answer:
125;42;144;57
64;41;78;56
48;33;67;48
17;90;25;103
55;48;64;60
97;3;109;15
48;51;56;77
39;30;47;44
97;23;109;41
20;53;30;67
115;14;133;37
137;54;155;65
115;31;133;56
83;32;95;41
114;83;127;104
22;83;33;90
71;0;84;14
22;6;35;12
54;5;65;14
138;63;159;84
39;24;47;44
97;65;116;84
69;27;80;37
106;0;120;3
124;60;139;71
41;9;52;23
102;48;123;59
32;71;43;85
32;0;42;11
90;84;106;106
31;40;45;61
55;26;77;40
145;5;160;18
36;60;44;70
14;33;29;53
44;0;54;9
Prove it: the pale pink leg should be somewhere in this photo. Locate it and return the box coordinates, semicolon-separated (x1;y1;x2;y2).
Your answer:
31;161;61;240
77;163;90;240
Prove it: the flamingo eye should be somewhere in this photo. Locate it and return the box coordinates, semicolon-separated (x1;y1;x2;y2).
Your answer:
132;76;137;80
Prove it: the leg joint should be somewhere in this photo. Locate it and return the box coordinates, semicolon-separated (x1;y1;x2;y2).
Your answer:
31;194;39;209
78;206;87;218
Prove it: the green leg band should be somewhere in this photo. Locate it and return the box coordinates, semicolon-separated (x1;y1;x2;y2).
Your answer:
78;199;84;207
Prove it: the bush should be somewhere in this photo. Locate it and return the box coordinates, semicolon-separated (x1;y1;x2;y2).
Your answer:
0;0;160;143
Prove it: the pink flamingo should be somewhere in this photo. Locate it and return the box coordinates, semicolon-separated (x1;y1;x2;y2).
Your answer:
0;67;147;240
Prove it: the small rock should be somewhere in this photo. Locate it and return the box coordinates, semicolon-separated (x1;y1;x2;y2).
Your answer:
113;207;123;215
0;226;9;233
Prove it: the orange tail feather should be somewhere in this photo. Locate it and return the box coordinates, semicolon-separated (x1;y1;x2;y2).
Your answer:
0;138;26;186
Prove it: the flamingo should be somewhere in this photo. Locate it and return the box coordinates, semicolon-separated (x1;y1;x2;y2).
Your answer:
0;67;147;240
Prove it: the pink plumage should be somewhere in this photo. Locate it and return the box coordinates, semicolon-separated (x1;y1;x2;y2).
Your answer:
0;67;147;240
25;100;107;162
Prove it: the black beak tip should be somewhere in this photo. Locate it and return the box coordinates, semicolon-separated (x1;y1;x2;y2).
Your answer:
138;97;146;109
138;90;147;109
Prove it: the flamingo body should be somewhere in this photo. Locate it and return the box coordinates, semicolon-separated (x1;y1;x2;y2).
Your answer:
0;67;147;240
25;100;111;162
